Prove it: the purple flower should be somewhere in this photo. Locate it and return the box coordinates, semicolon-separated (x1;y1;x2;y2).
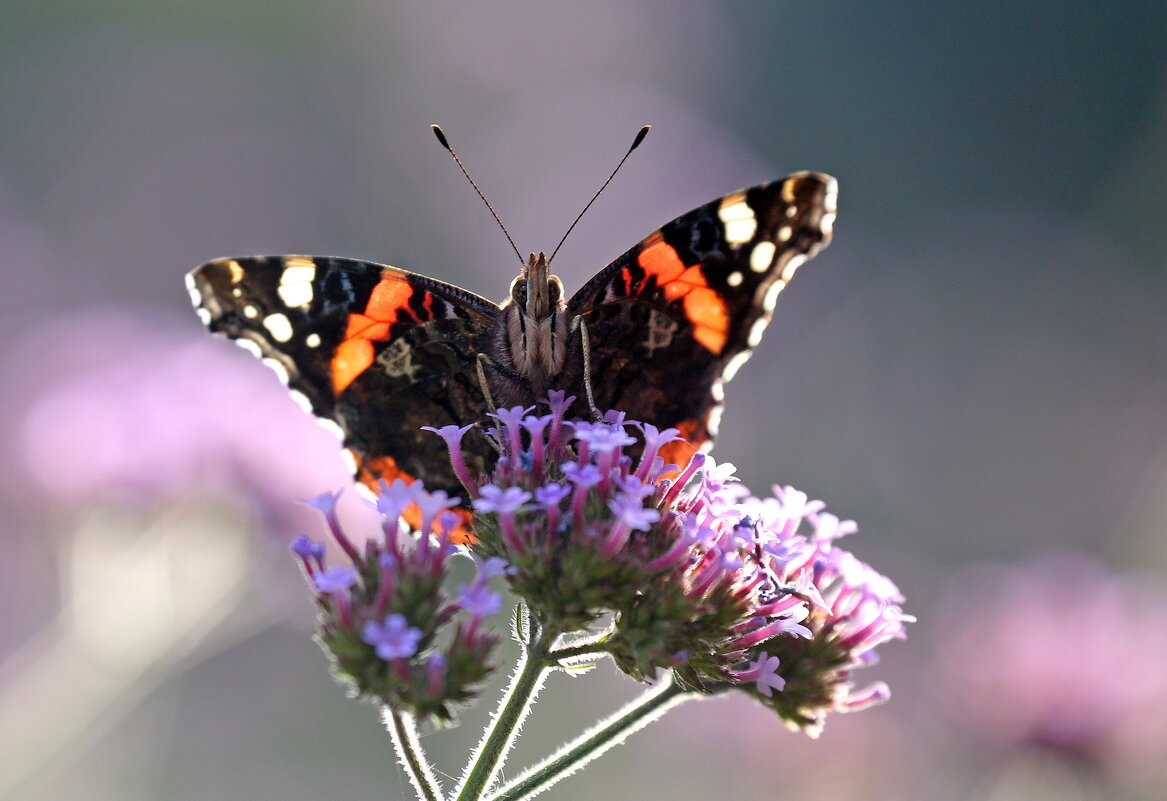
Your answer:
376;477;420;540
421;423;479;494
469;553;510;583
608;494;660;532
520;414;553;473
634;423;681;481
489;405;534;458
534;483;571;507
574;424;636;453
313;565;358;594
734;651;785;697
291;534;325;561
362;613;424;661
935;555;1167;767
472;485;531;515
811;511;857;542
413;488;461;536
458;583;502;618
299;489;361;563
544;390;576;452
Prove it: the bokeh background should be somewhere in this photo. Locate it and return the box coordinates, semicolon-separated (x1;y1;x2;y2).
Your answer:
2;3;1166;800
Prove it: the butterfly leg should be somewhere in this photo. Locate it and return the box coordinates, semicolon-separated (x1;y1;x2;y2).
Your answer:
476;351;538;412
570;315;601;421
475;353;499;411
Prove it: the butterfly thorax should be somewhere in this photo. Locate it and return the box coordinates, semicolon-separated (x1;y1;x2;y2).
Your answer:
496;251;569;397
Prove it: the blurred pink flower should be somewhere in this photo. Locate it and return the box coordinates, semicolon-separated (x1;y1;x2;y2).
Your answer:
1;309;351;527
934;554;1167;771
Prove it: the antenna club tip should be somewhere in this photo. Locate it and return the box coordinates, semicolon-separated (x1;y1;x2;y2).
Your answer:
430;124;451;150
631;125;651;150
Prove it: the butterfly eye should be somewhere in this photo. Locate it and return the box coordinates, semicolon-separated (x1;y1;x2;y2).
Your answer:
509;277;528;307
547;276;564;305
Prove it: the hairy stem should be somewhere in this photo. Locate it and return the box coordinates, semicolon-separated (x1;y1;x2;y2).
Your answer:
385;708;444;801
487;672;694;801
456;617;554;801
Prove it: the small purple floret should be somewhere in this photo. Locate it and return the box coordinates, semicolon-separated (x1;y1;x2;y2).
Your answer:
458;583;502;618
313;565;358;594
362;613;424;660
473;484;531;514
291;534;325;560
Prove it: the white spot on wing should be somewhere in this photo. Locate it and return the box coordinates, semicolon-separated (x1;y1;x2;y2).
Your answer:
317;418;345;442
711;379;725;403
278;282;313;307
185;273;202;307
780;253;807;282
762;280;787;313
195;307;212;325
288;389;313;414
235;338;262;358
722;350;752;382
706;404;724;438
226;260;245;283
747;317;769;347
750;241;776;272
305;332;322;348
725;218;756;244
279;259;317;307
726;271;743;287
243;304;259;319
263;312;294;343
262;357;290;385
718;196;756;245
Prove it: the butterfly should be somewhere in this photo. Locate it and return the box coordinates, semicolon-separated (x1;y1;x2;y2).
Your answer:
187;165;836;536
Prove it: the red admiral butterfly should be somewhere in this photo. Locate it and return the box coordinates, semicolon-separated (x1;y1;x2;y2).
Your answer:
187;134;836;538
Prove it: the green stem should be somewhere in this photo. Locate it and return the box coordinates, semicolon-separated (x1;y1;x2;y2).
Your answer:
456;621;554;801
545;640;609;662
486;672;695;801
385;708;445;801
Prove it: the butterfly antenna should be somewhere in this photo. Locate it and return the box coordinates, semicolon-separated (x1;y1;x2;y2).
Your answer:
548;124;651;265
431;124;524;265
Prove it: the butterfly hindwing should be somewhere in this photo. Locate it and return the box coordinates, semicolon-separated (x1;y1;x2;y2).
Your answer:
566;172;837;465
187;255;502;499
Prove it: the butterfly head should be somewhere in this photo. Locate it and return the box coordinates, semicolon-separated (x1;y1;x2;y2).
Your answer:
507;252;565;323
499;252;569;392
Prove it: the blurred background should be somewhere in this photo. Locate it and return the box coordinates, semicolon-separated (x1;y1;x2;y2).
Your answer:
2;2;1165;800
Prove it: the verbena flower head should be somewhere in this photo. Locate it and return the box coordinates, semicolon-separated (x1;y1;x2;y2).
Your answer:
429;392;911;734
936;555;1167;770
292;482;502;723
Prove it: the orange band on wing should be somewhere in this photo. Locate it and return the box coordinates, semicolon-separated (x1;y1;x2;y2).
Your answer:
330;270;415;394
637;235;685;286
636;237;728;354
683;288;729;354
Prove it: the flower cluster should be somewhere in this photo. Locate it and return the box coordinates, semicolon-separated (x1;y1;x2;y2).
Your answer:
428;392;910;733
935;555;1167;770
291;485;502;722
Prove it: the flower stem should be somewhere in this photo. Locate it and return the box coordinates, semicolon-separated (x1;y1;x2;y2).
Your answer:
544;640;609;662
385;707;445;801
486;672;695;801
456;616;554;801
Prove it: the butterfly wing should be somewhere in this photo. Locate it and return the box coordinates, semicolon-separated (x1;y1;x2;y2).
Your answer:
187;255;501;504
566;172;837;467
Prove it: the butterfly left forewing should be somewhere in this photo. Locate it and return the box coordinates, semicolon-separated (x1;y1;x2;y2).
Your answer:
566;173;837;464
188;255;502;505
